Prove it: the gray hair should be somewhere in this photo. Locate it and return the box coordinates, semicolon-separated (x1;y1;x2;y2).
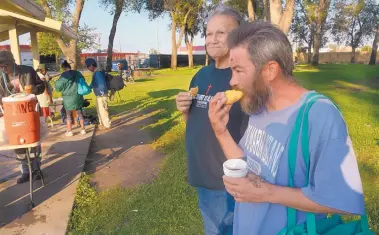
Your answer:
207;4;245;26
227;21;294;76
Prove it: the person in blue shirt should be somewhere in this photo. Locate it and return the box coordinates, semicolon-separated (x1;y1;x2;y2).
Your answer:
208;21;366;235
176;5;248;235
85;58;111;129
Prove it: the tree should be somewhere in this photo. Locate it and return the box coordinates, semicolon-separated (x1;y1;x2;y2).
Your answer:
77;24;100;52
369;24;379;65
184;2;202;68
290;0;315;63
269;0;296;35
247;0;255;21
146;0;202;70
290;0;332;65
224;0;295;34
38;0;86;69
38;32;62;69
216;0;268;22
101;0;143;72
311;0;331;65
38;25;99;68
331;0;377;63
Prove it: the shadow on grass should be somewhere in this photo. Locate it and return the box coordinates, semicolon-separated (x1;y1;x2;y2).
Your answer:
82;88;184;178
68;89;200;234
134;78;156;83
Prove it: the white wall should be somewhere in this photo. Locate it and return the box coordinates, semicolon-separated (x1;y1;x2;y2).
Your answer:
20;52;33;67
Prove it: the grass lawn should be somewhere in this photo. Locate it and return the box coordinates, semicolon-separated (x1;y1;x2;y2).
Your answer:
67;64;379;235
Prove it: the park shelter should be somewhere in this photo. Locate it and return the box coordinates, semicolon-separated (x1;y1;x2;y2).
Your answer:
0;0;76;69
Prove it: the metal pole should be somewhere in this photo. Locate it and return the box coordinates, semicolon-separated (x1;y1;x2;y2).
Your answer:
26;148;34;207
157;20;160;53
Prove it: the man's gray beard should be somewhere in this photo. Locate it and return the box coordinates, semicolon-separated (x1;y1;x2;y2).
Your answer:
240;79;272;115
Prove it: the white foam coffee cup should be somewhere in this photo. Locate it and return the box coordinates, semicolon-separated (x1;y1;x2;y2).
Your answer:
223;159;248;178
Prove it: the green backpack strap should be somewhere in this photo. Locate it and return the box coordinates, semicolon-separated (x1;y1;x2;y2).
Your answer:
287;92;322;230
287;93;371;235
300;94;329;235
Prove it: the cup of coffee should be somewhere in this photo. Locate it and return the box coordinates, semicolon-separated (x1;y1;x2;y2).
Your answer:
223;159;248;178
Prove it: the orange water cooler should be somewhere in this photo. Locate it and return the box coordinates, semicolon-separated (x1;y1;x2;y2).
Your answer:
1;94;41;145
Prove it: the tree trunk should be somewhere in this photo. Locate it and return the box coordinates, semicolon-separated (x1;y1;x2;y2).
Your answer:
270;0;282;26
269;0;295;35
279;0;295;35
369;24;379;65
40;0;84;69
54;0;84;70
185;31;194;68
264;0;270;21
171;16;177;70
351;47;356;63
187;42;194;68
312;28;321;65
311;0;330;66
248;0;255;22
308;39;312;64
170;10;191;70
106;1;123;72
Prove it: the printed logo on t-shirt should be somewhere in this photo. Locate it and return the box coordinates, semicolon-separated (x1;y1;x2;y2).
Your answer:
195;84;214;109
195;94;214;109
243;125;285;178
246;157;262;175
205;84;212;95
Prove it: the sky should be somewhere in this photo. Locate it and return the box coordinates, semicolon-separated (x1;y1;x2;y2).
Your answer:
0;2;205;54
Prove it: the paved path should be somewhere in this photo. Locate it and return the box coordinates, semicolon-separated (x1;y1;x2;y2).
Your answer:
0;124;95;235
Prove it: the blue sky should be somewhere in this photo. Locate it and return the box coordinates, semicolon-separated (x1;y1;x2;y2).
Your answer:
1;2;205;54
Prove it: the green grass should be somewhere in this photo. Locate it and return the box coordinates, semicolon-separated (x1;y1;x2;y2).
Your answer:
67;64;379;234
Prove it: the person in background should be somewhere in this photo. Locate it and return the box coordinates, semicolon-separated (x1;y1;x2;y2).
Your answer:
36;64;53;122
129;63;135;83
0;50;45;184
208;21;365;235
117;62;128;88
175;5;247;235
85;58;111;130
55;60;86;136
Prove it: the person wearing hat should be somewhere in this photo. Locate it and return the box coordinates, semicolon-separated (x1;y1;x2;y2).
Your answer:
85;58;111;129
0;50;46;184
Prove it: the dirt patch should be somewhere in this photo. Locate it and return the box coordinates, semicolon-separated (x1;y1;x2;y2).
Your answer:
84;108;165;191
333;85;366;92
332;80;369;92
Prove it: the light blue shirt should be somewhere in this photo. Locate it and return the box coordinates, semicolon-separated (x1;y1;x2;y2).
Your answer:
91;69;108;97
234;91;365;235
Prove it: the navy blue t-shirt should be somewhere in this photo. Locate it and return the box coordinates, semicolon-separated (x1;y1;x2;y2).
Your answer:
185;64;248;190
